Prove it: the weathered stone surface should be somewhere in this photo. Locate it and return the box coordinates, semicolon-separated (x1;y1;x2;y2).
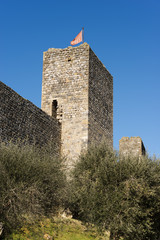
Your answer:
42;43;113;163
119;136;146;157
88;48;113;147
0;81;61;151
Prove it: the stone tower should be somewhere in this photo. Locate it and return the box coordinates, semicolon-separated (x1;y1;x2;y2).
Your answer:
41;43;113;163
119;137;146;157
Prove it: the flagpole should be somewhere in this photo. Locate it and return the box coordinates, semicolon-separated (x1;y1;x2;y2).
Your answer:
82;27;84;43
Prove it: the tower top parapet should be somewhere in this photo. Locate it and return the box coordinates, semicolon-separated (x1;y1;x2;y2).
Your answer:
45;42;90;52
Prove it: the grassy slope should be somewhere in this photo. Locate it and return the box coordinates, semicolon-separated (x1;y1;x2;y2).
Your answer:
8;217;109;240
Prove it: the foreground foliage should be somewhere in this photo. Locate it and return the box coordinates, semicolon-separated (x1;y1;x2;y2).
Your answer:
69;143;160;240
1;141;160;239
8;217;108;240
0;141;67;237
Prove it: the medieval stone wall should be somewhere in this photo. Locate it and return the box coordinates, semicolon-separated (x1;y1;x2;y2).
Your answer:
88;48;113;146
0;81;61;151
119;137;146;157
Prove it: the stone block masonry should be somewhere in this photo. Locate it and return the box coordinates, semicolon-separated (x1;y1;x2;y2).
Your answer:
0;81;61;152
42;43;113;163
119;137;146;157
88;48;113;146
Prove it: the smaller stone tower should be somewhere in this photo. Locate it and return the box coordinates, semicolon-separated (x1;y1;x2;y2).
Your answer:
41;43;113;163
119;137;146;157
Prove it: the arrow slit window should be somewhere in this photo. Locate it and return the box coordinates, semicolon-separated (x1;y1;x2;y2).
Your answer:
52;100;58;118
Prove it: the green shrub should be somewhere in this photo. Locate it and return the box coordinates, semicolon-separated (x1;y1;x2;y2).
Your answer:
0;141;67;236
69;143;160;240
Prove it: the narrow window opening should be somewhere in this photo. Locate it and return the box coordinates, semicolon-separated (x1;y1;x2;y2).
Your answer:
52;100;58;118
68;57;71;62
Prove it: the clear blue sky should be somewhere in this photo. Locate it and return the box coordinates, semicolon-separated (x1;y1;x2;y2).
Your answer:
0;0;160;157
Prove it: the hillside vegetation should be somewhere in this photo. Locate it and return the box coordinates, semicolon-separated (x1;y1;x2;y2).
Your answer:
0;141;67;238
0;141;160;240
8;217;109;240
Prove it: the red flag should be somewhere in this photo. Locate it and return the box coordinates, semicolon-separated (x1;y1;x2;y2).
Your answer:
71;30;82;46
